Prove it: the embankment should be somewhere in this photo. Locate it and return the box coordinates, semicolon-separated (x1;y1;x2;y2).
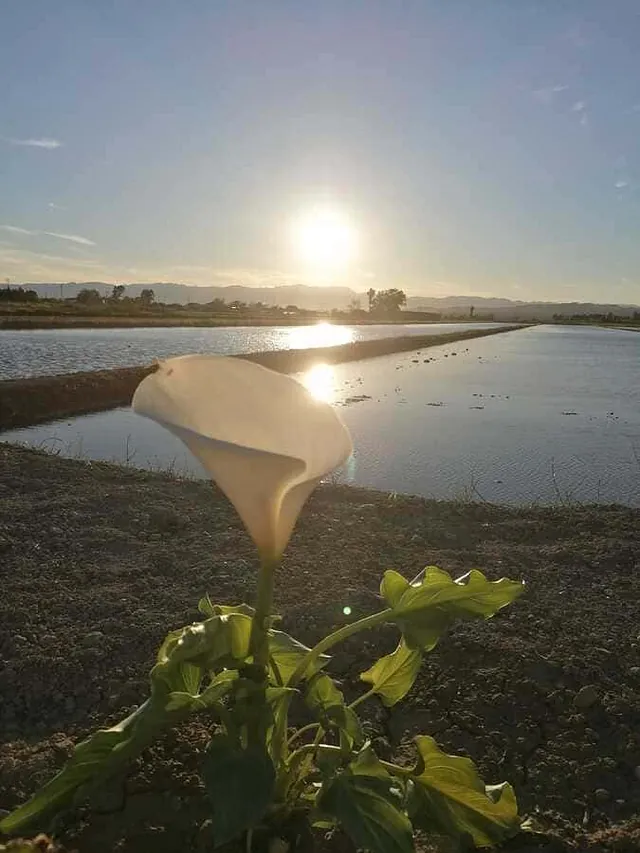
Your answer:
0;325;523;430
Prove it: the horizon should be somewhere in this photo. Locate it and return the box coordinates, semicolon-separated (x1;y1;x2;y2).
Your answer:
3;2;640;302
14;280;640;309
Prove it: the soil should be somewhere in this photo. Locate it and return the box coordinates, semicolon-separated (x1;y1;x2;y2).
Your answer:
0;326;523;430
1;444;639;852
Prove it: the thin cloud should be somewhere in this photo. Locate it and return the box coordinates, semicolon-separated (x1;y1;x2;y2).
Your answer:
0;224;36;235
1;224;95;246
1;247;101;265
43;231;96;246
580;112;588;127
615;181;629;189
571;101;586;112
533;85;568;104
3;137;63;149
48;202;67;210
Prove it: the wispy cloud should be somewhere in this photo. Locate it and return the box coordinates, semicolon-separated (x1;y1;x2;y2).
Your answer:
1;247;101;265
533;85;568;104
48;202;67;211
0;246;102;280
3;136;63;149
615;181;629;189
0;224;37;235
571;101;586;112
579;112;588;127
1;224;95;246
43;231;96;246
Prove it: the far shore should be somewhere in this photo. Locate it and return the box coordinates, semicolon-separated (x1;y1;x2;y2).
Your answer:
0;325;524;431
0;313;485;331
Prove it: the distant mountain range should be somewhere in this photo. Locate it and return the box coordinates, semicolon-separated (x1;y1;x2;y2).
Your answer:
20;281;640;321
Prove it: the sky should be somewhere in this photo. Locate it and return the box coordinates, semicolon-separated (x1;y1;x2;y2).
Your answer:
2;1;640;303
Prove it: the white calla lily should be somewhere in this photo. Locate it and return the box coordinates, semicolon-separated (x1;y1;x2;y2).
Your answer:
132;354;352;560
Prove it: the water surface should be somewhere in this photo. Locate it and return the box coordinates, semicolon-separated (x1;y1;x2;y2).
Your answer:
4;325;639;506
0;322;500;379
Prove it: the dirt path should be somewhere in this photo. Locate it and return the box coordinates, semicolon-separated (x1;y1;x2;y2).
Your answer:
1;445;639;852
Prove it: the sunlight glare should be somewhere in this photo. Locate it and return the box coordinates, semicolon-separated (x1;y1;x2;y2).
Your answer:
301;363;337;403
287;322;354;350
291;207;359;275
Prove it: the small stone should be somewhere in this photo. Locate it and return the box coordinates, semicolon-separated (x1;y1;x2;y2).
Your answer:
574;685;599;709
629;666;640;677
594;788;610;804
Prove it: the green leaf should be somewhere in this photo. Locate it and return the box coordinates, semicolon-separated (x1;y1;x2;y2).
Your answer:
268;630;330;686
0;700;168;835
166;669;238;712
203;735;275;848
382;567;524;651
406;735;520;848
360;639;422;707
318;746;414;853
198;594;255;619
380;569;410;608
151;614;252;694
305;673;363;748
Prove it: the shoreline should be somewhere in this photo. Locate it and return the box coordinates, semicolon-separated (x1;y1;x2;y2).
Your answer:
0;444;638;852
0;325;524;430
1;314;483;331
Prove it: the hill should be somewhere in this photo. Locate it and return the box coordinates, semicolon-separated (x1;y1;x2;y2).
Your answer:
19;282;640;320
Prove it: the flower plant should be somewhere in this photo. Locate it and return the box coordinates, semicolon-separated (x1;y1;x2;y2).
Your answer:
1;355;525;852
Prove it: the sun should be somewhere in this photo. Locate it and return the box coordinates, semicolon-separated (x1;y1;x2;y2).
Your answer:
290;207;359;275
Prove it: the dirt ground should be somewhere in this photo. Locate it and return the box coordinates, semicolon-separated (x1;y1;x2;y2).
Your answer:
1;444;639;852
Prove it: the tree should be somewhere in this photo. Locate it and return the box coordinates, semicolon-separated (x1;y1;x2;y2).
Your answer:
139;288;155;308
367;287;376;312
76;288;103;306
348;298;361;312
111;284;125;301
206;298;227;312
371;288;406;315
0;286;38;303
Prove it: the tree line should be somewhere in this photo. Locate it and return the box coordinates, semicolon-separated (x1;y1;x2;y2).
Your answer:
0;284;411;317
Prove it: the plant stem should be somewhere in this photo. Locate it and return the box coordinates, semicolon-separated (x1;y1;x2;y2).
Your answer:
287;744;412;780
348;687;376;710
287;723;320;747
288;608;393;687
250;557;277;672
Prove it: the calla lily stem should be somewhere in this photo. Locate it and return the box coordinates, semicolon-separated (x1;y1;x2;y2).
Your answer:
250;556;278;672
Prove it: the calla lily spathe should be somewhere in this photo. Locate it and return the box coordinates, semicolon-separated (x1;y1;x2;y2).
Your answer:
132;354;352;559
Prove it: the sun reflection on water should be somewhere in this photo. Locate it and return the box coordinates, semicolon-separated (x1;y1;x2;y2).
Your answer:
286;322;355;350
301;363;337;403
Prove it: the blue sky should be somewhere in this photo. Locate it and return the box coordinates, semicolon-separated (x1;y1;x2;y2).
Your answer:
2;0;640;302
